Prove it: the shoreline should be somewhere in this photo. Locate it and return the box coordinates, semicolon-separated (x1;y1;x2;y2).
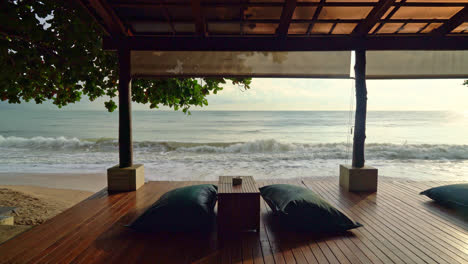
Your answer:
0;184;93;244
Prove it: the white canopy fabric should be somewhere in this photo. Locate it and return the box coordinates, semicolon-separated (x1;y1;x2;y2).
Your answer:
131;51;352;78
131;50;468;79
366;51;468;79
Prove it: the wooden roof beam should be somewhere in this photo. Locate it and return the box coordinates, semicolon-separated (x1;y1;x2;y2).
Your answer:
372;0;406;34
103;36;468;51
128;18;450;25
306;0;325;35
240;0;249;35
432;7;468;37
277;0;297;37
240;4;244;35
191;0;206;36
87;0;129;36
73;0;110;35
161;5;176;35
110;2;467;8
352;0;396;37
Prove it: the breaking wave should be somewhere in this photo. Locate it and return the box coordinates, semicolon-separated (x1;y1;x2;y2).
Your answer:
0;135;467;160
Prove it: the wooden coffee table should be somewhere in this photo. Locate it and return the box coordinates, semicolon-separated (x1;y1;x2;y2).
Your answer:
217;176;260;233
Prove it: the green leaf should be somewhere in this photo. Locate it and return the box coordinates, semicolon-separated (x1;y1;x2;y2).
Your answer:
0;1;251;114
104;100;117;112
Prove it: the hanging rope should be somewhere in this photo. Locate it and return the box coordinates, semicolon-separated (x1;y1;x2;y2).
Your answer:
345;78;355;164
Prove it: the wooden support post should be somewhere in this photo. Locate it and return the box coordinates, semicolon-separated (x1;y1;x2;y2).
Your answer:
118;46;133;168
339;49;377;192
107;43;143;192
352;49;367;168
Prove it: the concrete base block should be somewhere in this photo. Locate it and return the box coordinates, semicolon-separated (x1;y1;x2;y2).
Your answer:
107;164;145;192
339;164;378;192
0;215;14;225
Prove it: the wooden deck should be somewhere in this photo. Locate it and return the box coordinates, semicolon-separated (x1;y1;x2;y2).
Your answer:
1;177;467;264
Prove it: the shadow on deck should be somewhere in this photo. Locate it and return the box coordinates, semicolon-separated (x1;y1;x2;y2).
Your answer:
0;178;467;264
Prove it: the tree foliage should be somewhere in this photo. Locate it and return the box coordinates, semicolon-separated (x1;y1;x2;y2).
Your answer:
0;0;251;113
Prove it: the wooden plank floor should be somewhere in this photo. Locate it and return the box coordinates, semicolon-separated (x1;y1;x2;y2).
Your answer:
1;177;467;264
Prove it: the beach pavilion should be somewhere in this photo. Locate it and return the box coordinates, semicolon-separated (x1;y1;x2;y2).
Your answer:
1;1;468;263
91;0;468;193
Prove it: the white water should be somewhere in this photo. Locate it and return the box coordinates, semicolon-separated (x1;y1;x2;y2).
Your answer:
0;110;467;181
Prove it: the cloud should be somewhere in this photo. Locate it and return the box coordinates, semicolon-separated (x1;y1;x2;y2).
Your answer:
201;78;467;111
2;79;466;111
202;78;353;110
366;79;467;111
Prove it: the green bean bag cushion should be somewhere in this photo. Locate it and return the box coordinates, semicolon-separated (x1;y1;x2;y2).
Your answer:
260;184;362;232
128;184;218;232
420;184;468;208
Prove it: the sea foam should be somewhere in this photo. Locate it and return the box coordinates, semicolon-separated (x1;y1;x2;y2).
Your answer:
1;135;467;160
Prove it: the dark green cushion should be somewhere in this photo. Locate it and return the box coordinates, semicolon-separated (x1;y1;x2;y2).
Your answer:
260;184;362;232
420;184;468;208
128;184;218;232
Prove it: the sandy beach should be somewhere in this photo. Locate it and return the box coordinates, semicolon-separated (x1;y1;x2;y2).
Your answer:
0;173;104;243
0;172;107;192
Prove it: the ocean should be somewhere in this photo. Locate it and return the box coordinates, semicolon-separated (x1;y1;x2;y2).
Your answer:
0;110;467;181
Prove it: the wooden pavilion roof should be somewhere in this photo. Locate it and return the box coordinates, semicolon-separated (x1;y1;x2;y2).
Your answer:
78;0;468;51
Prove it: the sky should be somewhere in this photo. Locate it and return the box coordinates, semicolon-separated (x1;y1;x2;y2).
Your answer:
1;78;467;112
199;78;468;111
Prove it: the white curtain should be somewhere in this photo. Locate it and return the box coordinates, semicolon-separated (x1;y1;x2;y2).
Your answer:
131;51;352;78
366;51;468;79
